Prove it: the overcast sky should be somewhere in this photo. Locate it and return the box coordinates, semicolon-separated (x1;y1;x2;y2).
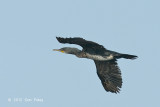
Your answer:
0;0;160;107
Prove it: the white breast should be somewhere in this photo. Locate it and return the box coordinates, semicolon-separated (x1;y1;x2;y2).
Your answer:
85;53;114;61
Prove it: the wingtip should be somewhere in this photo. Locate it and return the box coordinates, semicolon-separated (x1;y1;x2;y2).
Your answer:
106;88;121;94
56;36;61;39
55;36;59;40
104;88;120;94
56;37;64;42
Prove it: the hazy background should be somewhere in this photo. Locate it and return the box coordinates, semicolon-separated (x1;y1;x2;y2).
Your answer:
0;0;160;107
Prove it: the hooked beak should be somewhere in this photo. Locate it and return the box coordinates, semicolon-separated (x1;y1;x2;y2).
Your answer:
53;49;60;51
53;49;65;53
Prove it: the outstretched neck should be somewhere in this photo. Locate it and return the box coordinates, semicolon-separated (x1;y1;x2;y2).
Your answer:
75;51;85;58
64;48;86;58
68;48;82;56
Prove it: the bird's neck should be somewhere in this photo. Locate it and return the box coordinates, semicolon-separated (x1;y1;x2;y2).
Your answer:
69;49;82;56
75;51;86;58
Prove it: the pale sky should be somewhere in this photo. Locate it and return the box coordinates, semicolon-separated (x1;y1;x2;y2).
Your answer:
0;0;160;107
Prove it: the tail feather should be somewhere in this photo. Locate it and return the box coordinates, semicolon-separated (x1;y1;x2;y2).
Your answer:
120;54;138;59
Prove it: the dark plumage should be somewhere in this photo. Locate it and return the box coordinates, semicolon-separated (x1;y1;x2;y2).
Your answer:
53;37;137;93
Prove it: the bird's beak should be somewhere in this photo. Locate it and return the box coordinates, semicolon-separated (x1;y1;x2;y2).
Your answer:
53;49;65;53
53;49;60;51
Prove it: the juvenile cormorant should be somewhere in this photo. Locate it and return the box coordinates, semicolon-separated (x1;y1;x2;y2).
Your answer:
53;37;137;93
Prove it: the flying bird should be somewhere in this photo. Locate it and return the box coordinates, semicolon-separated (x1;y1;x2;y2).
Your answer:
53;37;137;93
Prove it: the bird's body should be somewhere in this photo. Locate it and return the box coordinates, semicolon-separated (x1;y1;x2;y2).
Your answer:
53;37;137;93
80;52;114;61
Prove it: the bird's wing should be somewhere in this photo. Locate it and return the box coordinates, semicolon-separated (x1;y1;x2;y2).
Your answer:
94;60;122;93
56;37;106;53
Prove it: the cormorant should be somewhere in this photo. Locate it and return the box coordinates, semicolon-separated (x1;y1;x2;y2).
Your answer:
53;37;137;93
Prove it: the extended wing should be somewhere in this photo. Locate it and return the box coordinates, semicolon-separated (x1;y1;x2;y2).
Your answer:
56;37;107;54
94;60;122;93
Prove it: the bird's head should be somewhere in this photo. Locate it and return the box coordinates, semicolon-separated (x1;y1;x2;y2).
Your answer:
53;47;81;55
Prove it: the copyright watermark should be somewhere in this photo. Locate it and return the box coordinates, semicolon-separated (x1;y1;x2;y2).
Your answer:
7;97;44;103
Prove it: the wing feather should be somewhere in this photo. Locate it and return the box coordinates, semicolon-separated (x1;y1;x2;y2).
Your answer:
56;37;106;54
94;60;122;93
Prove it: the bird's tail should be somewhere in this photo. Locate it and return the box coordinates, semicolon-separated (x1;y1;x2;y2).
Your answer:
119;54;138;59
115;53;138;59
